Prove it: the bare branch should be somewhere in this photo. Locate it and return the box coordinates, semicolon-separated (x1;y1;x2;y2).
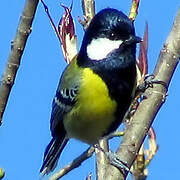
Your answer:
49;147;95;180
105;8;180;180
129;0;140;21
96;139;109;180
0;0;39;124
79;0;95;30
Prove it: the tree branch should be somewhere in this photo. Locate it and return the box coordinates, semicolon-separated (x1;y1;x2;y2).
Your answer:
96;139;109;180
49;147;94;180
79;0;95;30
0;0;39;124
105;7;180;180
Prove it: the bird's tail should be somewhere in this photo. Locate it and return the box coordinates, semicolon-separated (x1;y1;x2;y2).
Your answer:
40;136;68;175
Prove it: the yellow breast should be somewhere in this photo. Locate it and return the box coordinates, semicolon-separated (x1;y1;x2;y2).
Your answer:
63;68;117;144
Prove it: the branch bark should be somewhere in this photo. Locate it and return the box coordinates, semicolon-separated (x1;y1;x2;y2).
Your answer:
96;139;109;180
105;7;180;180
0;0;39;124
80;0;95;30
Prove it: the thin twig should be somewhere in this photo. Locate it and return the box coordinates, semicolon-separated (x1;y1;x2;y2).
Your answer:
79;0;95;30
0;0;39;124
49;147;95;180
105;8;180;180
129;0;140;21
40;0;61;43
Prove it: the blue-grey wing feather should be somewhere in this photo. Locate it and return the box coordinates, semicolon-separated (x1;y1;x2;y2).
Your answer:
50;84;79;136
50;60;82;137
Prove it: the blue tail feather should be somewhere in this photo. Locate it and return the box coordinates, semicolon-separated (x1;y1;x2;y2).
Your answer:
40;136;68;175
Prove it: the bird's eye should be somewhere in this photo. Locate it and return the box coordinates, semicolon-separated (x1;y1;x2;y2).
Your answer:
110;33;115;37
109;32;116;40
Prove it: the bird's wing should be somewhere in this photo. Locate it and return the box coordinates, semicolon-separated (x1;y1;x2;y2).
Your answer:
50;59;82;136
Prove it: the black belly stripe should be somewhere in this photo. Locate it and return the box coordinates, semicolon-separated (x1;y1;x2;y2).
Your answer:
92;63;136;135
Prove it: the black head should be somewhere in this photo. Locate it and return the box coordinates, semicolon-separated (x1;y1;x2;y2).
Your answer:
86;8;135;41
79;8;141;61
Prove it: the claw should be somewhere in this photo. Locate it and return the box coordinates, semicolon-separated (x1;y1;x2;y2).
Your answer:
105;151;129;174
94;144;129;177
137;74;167;92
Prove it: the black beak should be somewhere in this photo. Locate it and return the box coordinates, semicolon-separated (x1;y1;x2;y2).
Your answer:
124;35;142;45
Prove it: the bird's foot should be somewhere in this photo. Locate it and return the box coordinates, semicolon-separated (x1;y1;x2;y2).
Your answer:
106;151;129;176
94;144;129;177
137;74;167;93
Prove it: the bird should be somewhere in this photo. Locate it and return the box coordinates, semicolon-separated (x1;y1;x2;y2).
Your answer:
40;8;141;175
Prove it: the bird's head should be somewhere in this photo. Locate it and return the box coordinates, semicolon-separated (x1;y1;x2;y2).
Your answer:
80;8;141;60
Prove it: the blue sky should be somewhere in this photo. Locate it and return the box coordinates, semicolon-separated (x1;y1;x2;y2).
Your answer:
0;0;179;180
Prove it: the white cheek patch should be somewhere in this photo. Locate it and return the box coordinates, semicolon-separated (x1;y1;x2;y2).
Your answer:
87;38;123;60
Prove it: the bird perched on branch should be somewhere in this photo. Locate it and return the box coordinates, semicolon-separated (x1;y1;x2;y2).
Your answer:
40;8;141;175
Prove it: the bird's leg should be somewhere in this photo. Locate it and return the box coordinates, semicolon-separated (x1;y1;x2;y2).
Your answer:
94;144;129;176
137;74;167;93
